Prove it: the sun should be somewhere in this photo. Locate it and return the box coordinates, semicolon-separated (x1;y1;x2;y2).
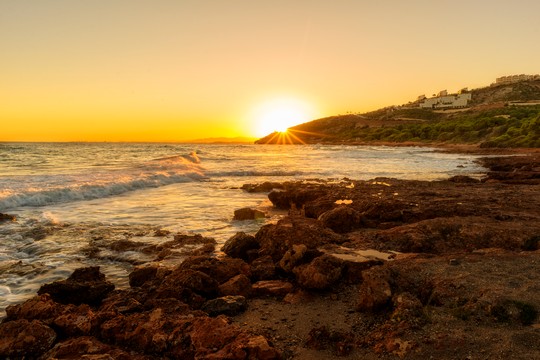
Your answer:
252;98;314;137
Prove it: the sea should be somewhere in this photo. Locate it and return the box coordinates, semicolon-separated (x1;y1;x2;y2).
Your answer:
0;142;486;316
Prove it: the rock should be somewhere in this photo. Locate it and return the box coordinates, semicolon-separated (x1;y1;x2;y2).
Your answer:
228;334;280;360
222;232;260;260
448;175;480;183
255;216;344;262
180;255;251;284
53;304;101;337
283;289;313;304
357;266;392;311
219;274;252;297
252;280;294;297
202;296;248;316
293;254;344;290
5;293;65;324
0;319;56;358
129;264;172;287
37;267;115;305
241;182;284;193
390;292;424;325
268;187;326;209
0;212;16;222
318;206;366;233
279;244;308;272
321;248;387;284
250;255;276;281
234;207;266;220
42;336;146;360
160;268;219;298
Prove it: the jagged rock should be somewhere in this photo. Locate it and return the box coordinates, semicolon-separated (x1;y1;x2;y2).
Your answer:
390;292;424;325
255;216;345;261
318;206;366;233
129;264;172;287
222;232;260;260
53;304;101;337
0;319;56;358
42;336;148;360
5;293;65;324
37;267;115;305
0;212;16;223
219;274;252;297
252;280;294;297
161;268;219;298
250;255;276;281
180;255;251;284
268;187;326;209
202;295;248;316
241;182;284;193
293;254;344;290
357;266;392;311
234;207;266;220
279;244;308;272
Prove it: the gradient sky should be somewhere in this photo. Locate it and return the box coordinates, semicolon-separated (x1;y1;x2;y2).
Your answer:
1;0;539;142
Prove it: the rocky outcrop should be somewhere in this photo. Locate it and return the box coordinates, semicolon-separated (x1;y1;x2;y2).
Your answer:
233;207;266;220
0;212;16;223
37;266;114;305
222;232;260;261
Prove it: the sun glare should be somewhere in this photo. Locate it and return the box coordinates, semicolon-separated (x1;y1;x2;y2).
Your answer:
252;98;314;137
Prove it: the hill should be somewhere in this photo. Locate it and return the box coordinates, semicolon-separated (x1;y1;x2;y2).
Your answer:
256;79;540;148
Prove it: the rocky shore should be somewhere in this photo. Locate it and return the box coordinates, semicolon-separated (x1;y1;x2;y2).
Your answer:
1;153;539;359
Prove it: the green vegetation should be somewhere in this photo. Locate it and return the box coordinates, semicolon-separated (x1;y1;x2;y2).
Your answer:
338;106;540;148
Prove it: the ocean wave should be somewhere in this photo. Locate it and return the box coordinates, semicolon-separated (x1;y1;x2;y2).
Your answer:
0;152;206;211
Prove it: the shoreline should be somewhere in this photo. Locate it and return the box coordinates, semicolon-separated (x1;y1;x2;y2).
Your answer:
1;151;539;359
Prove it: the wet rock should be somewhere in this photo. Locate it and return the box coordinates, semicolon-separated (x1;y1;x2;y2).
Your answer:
37;267;115;306
279;244;308;272
448;175;481;183
255;216;345;262
222;232;260;260
5;293;65;324
202;295;248;316
180;255;251;284
0;212;16;223
318;206;366;233
0;319;56;358
161;268;219;298
357;266;392;311
293;254;344;290
268;187;326;209
42;336;147;360
252;280;294;297
219;274;252;297
129;264;172;288
234;207;266;220
250;255;276;281
53;304;100;337
241;181;284;193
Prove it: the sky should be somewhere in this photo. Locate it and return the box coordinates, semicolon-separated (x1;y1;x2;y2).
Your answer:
1;0;539;142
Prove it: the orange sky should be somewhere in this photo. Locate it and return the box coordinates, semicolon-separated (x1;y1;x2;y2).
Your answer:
1;1;539;142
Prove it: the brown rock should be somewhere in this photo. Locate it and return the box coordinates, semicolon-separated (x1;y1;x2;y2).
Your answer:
180;255;251;284
255;216;344;261
293;254;344;290
222;232;260;261
252;280;294;297
357;266;392;311
0;212;16;222
219;274;252;297
38;266;115;305
42;336;148;360
53;304;100;337
268;187;326;209
250;255;276;281
129;264;172;288
202;295;248;316
233;207;266;220
318;205;366;233
161;268;219;298
5;293;65;323
279;244;307;272
0;319;56;358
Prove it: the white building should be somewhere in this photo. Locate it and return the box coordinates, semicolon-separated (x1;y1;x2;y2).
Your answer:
419;93;472;109
495;74;540;85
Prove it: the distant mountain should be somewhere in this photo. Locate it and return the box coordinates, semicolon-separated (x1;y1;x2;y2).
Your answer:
184;136;257;144
256;79;540;148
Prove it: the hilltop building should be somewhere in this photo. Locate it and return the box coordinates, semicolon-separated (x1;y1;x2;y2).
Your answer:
419;92;472;109
493;74;539;85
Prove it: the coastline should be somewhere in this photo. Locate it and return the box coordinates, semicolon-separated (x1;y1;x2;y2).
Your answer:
1;150;539;359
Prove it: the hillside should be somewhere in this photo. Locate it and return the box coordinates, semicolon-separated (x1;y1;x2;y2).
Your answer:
256;79;540;148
